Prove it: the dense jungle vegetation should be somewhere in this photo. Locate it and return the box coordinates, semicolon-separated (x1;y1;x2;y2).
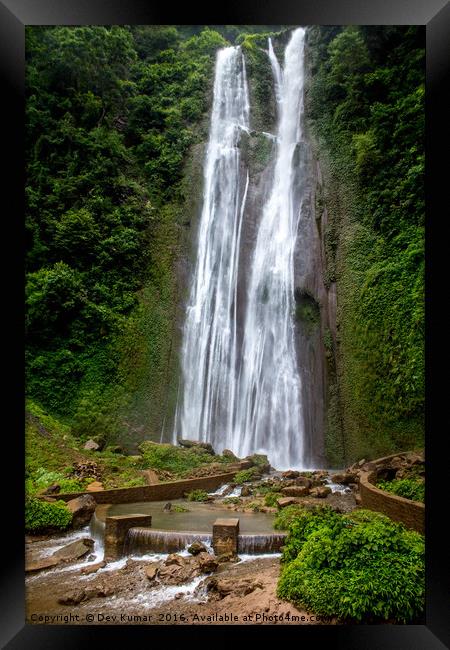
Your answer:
25;25;424;466
306;26;424;463
25;25;277;451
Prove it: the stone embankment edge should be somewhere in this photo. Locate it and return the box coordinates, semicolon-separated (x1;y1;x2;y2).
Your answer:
53;471;239;505
359;470;424;534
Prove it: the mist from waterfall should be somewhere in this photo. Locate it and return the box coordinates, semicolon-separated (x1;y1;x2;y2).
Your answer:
175;28;307;470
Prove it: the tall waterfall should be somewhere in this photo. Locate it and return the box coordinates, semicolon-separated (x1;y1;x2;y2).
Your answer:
175;28;308;470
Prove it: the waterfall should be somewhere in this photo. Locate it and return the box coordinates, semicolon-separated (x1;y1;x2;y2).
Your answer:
234;28;306;469
175;28;308;470
175;46;250;448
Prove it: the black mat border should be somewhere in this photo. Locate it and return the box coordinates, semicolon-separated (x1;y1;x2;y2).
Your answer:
1;0;448;646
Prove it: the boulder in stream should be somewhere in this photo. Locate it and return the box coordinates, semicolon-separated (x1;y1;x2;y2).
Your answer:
52;537;95;562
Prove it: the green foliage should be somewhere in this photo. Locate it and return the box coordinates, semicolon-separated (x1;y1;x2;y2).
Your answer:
306;26;424;461
246;454;270;468
25;497;72;533
277;507;425;622
274;504;308;530
25;400;157;491
26;467;86;495
171;504;190;512
377;478;424;502
294;291;321;332
25;26;228;442
186;489;209;502
233;466;261;484
223;496;242;505
264;491;282;507
241;31;282;132
120;476;147;488
138;441;232;478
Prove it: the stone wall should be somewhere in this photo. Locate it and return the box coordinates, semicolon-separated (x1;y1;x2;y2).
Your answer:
55;471;239;505
359;470;424;534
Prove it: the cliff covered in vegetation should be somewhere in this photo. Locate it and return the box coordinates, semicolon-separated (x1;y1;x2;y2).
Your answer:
25;25;424;466
304;26;424;464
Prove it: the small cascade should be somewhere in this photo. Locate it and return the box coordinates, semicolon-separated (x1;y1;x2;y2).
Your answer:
124;528;213;555
123;527;285;555
89;509;105;544
238;533;287;554
89;510;105;560
268;37;283;105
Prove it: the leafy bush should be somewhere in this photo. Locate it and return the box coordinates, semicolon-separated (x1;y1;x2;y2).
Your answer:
277;507;425;623
186;489;209;502
377;478;424;502
25;467;85;496
233;467;261;484
25;497;73;533
120;476;147;488
274;504;309;530
264;491;282;507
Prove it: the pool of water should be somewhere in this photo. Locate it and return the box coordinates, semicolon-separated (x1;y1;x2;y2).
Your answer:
106;500;276;534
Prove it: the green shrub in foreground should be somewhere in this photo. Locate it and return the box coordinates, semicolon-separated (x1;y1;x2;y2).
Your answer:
377;478;425;502
277;507;425;623
25;497;73;533
274;503;322;531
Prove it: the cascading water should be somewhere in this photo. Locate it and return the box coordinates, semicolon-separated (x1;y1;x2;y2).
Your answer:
175;28;308;470
174;46;250;449
234;29;306;469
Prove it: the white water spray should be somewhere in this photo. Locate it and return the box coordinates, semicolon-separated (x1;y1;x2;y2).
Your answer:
175;47;250;448
176;29;307;470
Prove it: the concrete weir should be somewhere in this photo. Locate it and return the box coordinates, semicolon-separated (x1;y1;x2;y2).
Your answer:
101;514;286;560
104;514;152;562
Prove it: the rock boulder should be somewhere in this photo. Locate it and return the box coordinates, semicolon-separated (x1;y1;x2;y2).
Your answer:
276;497;299;508
66;494;96;527
83;439;100;452
52;537;95;562
188;541;208;556
281;486;310;497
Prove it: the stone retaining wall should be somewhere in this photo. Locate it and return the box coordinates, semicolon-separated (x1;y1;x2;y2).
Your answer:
55;471;239;505
359;470;424;534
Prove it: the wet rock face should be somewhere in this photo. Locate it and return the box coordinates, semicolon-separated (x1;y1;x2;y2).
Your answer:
52;537;95;561
331;472;358;486
26;537;95;573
